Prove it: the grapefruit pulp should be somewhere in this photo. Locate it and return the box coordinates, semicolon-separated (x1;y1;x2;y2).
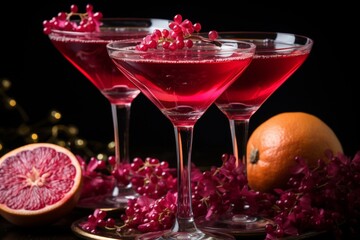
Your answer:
0;143;83;226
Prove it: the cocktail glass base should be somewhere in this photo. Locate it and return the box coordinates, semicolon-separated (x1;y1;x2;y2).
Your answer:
196;214;272;236
135;229;235;240
77;186;138;211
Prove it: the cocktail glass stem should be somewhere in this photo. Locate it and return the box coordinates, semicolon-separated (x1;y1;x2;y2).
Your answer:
229;119;249;167
137;126;214;240
109;103;137;203
140;125;210;239
229;118;258;222
173;126;198;232
111;103;131;165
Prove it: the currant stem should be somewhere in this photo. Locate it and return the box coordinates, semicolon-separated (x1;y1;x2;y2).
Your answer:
191;34;222;47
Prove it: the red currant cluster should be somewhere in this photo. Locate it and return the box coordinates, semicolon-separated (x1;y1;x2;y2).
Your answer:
121;193;176;233
77;155;177;202
81;193;176;234
136;14;219;51
127;157;177;199
42;4;103;35
111;157;177;199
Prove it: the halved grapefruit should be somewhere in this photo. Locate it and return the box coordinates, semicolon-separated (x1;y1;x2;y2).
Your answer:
0;143;83;226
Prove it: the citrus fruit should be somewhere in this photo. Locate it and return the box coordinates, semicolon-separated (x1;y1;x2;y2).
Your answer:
0;143;83;226
246;112;343;193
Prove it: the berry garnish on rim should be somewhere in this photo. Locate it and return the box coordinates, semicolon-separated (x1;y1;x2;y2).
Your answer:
42;4;103;34
135;14;219;51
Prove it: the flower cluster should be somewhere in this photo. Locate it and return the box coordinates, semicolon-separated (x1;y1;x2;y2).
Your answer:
76;156;115;202
76;155;176;203
264;151;360;239
79;151;360;239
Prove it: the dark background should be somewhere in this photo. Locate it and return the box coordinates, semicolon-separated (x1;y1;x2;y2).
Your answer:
1;1;359;166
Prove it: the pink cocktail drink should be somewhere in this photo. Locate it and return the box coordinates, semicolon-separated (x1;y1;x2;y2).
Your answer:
47;18;170;210
216;46;311;120
110;52;253;126
107;37;255;240
49;32;147;105
196;32;313;235
213;32;313;167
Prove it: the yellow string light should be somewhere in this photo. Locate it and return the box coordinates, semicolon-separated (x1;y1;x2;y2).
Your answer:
68;126;78;136
0;78;112;158
96;153;106;160
51;110;62;120
8;98;16;107
1;79;11;89
51;126;59;137
75;138;85;147
56;140;66;147
108;141;115;151
31;133;39;141
17;125;30;136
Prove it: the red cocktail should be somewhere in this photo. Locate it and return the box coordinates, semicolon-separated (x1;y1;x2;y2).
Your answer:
47;17;170;210
203;32;313;235
216;35;311;121
107;33;255;240
118;57;252;126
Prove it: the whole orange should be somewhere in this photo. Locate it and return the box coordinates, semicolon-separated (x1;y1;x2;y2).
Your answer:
246;112;343;193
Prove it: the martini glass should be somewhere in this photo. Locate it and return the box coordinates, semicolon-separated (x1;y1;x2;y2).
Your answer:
107;37;255;239
199;31;313;235
47;18;170;210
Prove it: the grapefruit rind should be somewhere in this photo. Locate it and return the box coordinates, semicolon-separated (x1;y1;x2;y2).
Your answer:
0;143;83;226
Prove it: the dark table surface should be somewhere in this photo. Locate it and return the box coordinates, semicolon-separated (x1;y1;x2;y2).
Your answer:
0;208;85;240
0;207;349;240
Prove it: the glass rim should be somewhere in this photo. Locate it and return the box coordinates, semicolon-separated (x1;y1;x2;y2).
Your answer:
213;31;314;52
49;17;171;36
106;37;256;57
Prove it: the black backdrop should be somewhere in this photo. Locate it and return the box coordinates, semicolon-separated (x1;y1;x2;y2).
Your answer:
1;1;359;166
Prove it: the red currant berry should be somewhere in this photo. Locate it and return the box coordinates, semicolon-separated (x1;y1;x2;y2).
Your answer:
70;4;78;13
86;4;94;12
108;156;116;166
173;14;182;23
193;23;201;32
208;30;218;40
